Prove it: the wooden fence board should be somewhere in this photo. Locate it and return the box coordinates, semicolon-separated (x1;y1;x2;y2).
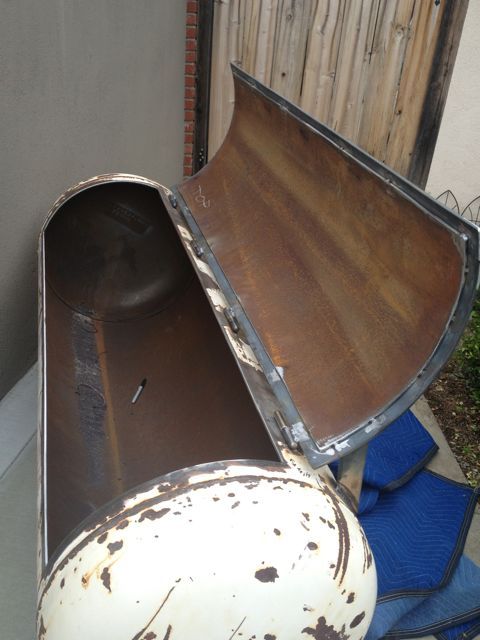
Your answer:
207;0;467;183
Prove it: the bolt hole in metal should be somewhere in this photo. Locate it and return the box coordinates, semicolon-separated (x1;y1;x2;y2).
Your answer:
44;180;278;556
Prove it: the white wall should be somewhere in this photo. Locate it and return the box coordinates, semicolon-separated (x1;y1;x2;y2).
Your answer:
427;0;480;212
0;0;186;399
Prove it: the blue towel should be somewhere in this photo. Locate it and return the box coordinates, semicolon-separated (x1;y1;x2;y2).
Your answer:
360;470;478;598
437;617;480;640
339;409;480;640
361;410;438;491
331;410;439;513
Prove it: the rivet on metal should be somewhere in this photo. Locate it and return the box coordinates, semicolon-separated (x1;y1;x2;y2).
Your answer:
224;307;240;333
191;240;204;258
168;193;178;209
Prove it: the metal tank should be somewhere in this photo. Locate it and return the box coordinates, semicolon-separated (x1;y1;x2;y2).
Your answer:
37;66;479;639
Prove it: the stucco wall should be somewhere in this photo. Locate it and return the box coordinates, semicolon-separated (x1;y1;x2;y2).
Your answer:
0;1;186;399
427;0;480;211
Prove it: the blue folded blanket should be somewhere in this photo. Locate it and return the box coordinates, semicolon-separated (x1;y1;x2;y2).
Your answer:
332;410;480;640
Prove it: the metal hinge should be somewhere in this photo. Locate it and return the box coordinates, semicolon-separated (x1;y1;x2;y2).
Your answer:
274;410;298;450
224;307;240;333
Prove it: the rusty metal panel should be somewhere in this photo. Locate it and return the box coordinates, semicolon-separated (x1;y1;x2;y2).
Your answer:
178;65;479;464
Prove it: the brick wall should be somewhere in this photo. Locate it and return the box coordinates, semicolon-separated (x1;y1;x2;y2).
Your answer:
184;0;198;178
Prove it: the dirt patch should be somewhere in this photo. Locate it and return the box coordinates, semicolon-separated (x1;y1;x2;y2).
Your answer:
426;362;479;487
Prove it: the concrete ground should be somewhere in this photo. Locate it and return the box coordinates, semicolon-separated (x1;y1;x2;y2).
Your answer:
0;366;478;639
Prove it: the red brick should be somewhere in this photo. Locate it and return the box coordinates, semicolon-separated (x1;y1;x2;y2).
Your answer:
186;13;197;26
184;98;195;110
185;121;194;133
184;143;193;154
186;26;197;39
184;110;195;122
187;1;198;13
185;87;196;99
185;50;197;63
185;63;196;76
184;132;194;144
184;157;193;168
186;38;197;51
185;75;195;87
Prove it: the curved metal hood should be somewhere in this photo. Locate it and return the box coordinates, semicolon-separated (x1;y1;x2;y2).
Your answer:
173;65;479;468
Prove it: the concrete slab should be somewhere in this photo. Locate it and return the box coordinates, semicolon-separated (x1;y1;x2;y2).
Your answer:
0;436;36;640
0;364;37;480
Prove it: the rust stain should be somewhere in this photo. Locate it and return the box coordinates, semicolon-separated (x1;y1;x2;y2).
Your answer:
264;635;277;639
107;540;124;555
100;566;111;592
324;487;350;584
97;532;108;544
347;592;355;604
273;528;281;535
139;508;170;522
144;632;157;640
360;530;373;573
81;555;111;589
349;612;365;628
116;519;129;530
228;616;246;639
60;577;65;589
254;566;279;583
38;616;47;639
307;542;318;550
231;501;240;509
132;586;176;640
162;626;172;640
302;616;350;640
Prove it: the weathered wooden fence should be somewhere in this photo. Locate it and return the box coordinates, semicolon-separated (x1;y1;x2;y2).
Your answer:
208;0;467;185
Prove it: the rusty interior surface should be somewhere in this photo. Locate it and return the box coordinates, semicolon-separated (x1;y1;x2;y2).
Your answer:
179;74;464;446
44;181;277;556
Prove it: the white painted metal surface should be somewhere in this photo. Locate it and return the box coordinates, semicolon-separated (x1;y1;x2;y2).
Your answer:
37;461;376;640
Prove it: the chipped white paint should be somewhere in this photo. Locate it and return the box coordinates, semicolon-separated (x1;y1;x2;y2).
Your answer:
224;325;262;372
176;224;193;242
37;462;376;640
206;287;228;312
185;243;218;283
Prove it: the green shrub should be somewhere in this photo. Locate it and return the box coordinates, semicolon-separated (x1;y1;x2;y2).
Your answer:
454;293;480;405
